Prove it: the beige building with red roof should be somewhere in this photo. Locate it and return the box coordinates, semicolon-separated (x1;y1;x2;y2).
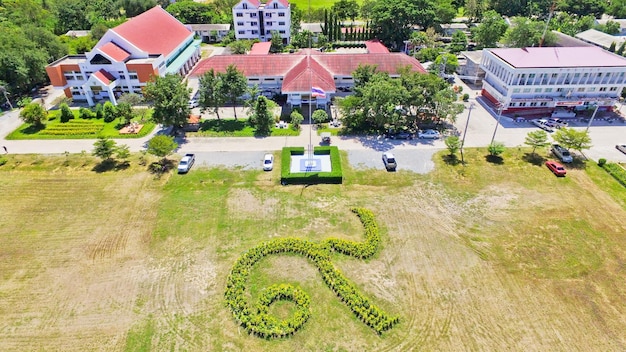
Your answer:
191;42;426;107
46;6;201;106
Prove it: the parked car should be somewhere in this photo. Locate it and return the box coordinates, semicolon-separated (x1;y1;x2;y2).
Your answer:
388;129;413;140
546;160;567;177
551;144;573;163
188;99;199;108
382;152;397;171
616;144;626;155
532;119;554;132
177;153;195;173
418;129;441;139
547;118;568;128
263;153;274;171
321;132;331;144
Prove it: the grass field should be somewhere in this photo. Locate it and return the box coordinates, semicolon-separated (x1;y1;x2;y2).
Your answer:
1;148;626;351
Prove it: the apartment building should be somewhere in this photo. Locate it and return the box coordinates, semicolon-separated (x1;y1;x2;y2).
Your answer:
480;46;626;113
232;0;291;44
46;6;201;106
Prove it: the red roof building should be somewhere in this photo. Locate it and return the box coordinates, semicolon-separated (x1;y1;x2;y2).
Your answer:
46;6;201;106
192;46;426;106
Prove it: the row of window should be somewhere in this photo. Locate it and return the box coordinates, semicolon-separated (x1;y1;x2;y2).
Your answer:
236;12;285;17
512;86;619;93
238;30;286;35
236;21;286;26
510;102;549;107
64;71;139;81
242;3;281;9
70;85;141;96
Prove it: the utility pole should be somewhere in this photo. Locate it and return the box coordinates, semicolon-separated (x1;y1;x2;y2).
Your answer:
539;0;557;47
460;102;475;165
585;103;600;134
490;103;505;146
0;86;13;110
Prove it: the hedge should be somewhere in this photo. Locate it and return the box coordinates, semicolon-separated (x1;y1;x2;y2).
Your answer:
602;162;626;187
224;208;399;339
280;146;343;185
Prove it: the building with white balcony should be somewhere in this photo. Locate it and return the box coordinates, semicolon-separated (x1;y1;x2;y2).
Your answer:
480;46;626;114
46;6;201;106
232;0;291;44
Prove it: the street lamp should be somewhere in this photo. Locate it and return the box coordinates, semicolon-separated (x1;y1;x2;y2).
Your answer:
0;85;13;110
585;103;600;134
460;102;475;165
489;103;505;146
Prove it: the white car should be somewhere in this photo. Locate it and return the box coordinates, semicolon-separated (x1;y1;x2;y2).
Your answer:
177;153;195;173
531;119;554;132
188;99;199;108
616;144;626;155
548;118;568;128
263;153;274;171
418;129;441;139
382;152;397;171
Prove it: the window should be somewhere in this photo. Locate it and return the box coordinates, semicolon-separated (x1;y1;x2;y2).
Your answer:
251;21;257;26
523;88;531;93
552;73;558;77
278;21;285;25
556;88;563;92
279;30;285;34
610;87;618;91
519;102;527;107
510;102;517;107
540;102;547;107
266;30;271;34
273;3;278;8
266;12;272;17
545;88;552;92
251;30;258;34
599;87;607;91
128;71;138;80
266;21;273;26
574;73;580;77
237;21;244;26
243;3;248;8
535;88;542;92
588;87;596;91
250;13;257;17
577;87;585;92
278;12;285;16
236;12;243;17
529;73;535;78
238;30;245;34
530;102;537;106
513;88;520;93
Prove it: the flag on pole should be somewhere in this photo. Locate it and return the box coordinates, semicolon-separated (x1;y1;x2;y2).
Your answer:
311;86;326;98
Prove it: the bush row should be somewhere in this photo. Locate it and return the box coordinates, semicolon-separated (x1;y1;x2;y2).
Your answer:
224;208;399;339
280;146;343;185
39;128;102;135
602;162;626;187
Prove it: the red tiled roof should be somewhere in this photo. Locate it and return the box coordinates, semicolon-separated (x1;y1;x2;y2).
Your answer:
250;42;271;55
93;69;116;85
267;0;289;7
191;52;426;90
490;47;626;68
246;0;261;6
281;56;335;93
99;42;131;62
365;40;389;54
112;7;192;57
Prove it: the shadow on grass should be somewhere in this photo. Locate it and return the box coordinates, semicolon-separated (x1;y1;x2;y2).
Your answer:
522;153;546;166
92;159;131;173
199;119;248;132
442;154;461;166
19;124;46;135
148;159;176;178
485;154;504;164
568;157;588;170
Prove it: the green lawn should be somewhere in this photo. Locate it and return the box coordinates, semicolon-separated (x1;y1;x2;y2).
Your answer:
1;148;626;351
189;118;300;137
6;109;156;140
289;0;363;10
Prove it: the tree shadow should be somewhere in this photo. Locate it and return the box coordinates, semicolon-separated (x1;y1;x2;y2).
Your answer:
20;124;46;135
148;159;176;178
92;159;118;173
522;153;545;166
485;154;504;164
442;154;461;166
199;119;248;132
568;157;588;170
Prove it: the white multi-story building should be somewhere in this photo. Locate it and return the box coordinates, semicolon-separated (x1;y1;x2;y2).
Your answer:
232;0;291;44
480;46;626;114
46;6;201;106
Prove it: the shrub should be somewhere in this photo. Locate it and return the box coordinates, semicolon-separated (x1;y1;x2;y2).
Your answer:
601;162;626;187
598;158;607;167
0;157;7;166
103;102;116;123
280;146;342;185
462;93;470;102
59;103;74;123
79;107;96;119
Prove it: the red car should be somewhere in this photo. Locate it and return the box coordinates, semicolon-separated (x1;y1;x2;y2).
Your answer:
546;160;567;177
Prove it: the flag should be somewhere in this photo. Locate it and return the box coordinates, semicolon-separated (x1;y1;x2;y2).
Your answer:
311;86;326;98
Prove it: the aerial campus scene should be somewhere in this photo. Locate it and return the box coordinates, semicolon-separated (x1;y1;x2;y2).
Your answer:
2;0;626;350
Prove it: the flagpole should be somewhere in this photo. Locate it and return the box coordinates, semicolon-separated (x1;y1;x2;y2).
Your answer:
307;0;312;161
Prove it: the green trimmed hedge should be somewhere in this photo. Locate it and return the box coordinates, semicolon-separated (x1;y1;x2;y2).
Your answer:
280;146;343;185
224;208;399;339
602;162;626;187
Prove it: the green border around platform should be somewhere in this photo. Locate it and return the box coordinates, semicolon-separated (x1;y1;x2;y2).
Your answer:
281;146;343;185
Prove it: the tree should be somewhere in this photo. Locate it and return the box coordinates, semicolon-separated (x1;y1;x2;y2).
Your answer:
116;102;134;125
59;103;74;123
198;69;224;119
117;92;143;106
488;141;505;156
249;96;274;134
228;40;253;54
448;31;467;54
332;0;359;22
352;64;378;95
165;1;220;23
312;109;329;127
103;101;117;122
617;42;626;56
608;42;617;53
606;0;626;18
369;0;438;50
524;130;550;155
92;137;117;161
471;10;507;49
116;144;130;162
19;102;47;127
218;65;247;119
597;20;621;35
557;0;606;18
146;135;178;165
504;17;557;48
270;31;283;53
464;0;487;21
445;135;461;156
290;110;304;129
553;128;592;154
429;53;459;75
143;73;191;128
